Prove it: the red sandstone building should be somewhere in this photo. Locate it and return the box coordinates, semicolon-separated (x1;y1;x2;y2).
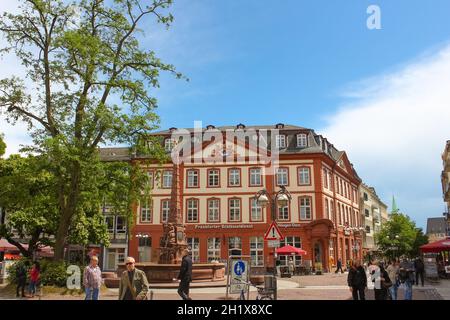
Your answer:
108;124;363;273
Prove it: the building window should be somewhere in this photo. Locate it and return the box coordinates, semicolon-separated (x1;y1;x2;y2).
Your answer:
325;199;330;220
162;170;172;188
365;209;370;217
186;199;199;222
249;168;262;186
208;169;220;187
250;198;262;221
164;138;175;152
207;238;221;262
147;171;154;189
297;134;307;147
138;237;151;262
228;237;242;257
105;216;115;234
228;168;240;187
365;226;371;234
298;167;310;185
116;216;126;234
229;198;241;222
275;135;286;148
187;238;200;263
299;197;312;220
323;169;328;189
328;173;333;191
187;170;199;188
330;200;335;224
363;193;368;201
276;168;288;186
140;201;152;223
250;237;264;267
280;236;302;266
161;200;170;223
278;205;289;221
207;199;220;222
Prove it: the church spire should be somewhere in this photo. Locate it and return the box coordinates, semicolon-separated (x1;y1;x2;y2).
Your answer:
391;196;399;214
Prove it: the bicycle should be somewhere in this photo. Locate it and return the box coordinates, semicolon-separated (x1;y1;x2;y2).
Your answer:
234;278;273;300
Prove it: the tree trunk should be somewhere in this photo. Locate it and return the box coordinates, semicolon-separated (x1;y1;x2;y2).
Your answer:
53;162;82;261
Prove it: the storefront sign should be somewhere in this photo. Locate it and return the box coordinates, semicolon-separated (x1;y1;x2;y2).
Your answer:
278;223;302;228
194;224;254;230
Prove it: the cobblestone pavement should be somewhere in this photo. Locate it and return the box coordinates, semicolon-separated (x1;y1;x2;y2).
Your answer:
1;273;447;300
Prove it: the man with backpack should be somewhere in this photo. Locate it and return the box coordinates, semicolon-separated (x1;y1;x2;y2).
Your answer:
347;260;367;300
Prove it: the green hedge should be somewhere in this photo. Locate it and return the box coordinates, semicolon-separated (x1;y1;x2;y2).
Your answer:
7;259;85;287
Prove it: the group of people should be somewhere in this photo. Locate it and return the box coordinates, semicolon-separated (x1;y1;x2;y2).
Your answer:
15;261;40;298
83;248;193;300
347;257;425;300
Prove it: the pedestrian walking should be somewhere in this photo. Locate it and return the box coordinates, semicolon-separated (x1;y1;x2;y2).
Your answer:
386;260;400;300
119;257;150;300
288;257;295;277
83;256;102;300
347;260;367;300
28;261;40;298
335;258;344;274
399;258;414;300
414;257;425;287
177;248;193;300
371;260;392;300
16;261;28;298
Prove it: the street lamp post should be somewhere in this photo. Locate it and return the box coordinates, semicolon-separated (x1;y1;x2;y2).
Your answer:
254;185;292;301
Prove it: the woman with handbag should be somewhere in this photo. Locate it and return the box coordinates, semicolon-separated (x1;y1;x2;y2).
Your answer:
371;260;392;300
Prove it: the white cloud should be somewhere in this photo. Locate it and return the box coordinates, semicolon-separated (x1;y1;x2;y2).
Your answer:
321;43;450;228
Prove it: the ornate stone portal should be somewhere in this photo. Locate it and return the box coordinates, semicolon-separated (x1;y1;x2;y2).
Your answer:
159;163;188;264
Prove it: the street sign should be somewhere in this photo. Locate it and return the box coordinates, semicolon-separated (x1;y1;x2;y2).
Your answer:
264;221;284;240
230;259;248;294
268;240;280;248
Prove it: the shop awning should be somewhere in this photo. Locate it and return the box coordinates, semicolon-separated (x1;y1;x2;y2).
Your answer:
276;245;307;255
0;239;28;251
420;237;450;253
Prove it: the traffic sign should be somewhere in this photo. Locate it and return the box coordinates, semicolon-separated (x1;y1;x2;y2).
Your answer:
230;259;248;294
268;240;280;248
264;221;284;240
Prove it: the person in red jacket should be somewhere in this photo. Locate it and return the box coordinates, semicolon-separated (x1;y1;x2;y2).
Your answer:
28;261;40;298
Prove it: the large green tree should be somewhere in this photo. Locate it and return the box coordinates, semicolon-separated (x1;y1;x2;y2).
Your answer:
375;213;429;259
0;0;179;260
0;134;5;157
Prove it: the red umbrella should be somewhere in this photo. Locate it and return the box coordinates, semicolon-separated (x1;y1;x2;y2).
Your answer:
420;237;450;253
276;245;307;255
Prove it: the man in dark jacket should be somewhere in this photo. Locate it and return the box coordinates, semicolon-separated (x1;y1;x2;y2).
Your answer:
335;258;343;274
347;260;367;300
414;257;425;287
177;248;193;300
16;262;27;298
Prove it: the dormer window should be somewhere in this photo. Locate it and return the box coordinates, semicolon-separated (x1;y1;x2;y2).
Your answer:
164;138;175;152
169;127;177;132
206;125;215;130
275;123;285;129
275;135;286;148
236;123;245;129
297;134;308;147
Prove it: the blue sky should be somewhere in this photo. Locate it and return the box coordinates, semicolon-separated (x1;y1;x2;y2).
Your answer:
1;0;450;229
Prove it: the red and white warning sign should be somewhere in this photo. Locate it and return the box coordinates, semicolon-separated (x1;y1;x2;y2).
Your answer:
264;221;284;241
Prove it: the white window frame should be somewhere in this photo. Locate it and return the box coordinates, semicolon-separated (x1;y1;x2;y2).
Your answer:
207;199;220;222
161;200;170;223
164;138;175;152
298;167;310;185
228;237;242;256
162;170;173;188
275;135;286;148
207;238;221;262
186;199;199;222
278;205;289;221
250;237;264;267
208;169;220;187
229;198;241;222
276;168;288;186
187;238;200;263
228;168;240;186
297;133;308;147
299;197;312;220
140;201;152;223
187;170;199;187
249;168;262;186
250;198;262;221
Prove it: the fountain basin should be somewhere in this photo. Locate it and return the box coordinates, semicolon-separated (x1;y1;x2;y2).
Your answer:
117;262;225;283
